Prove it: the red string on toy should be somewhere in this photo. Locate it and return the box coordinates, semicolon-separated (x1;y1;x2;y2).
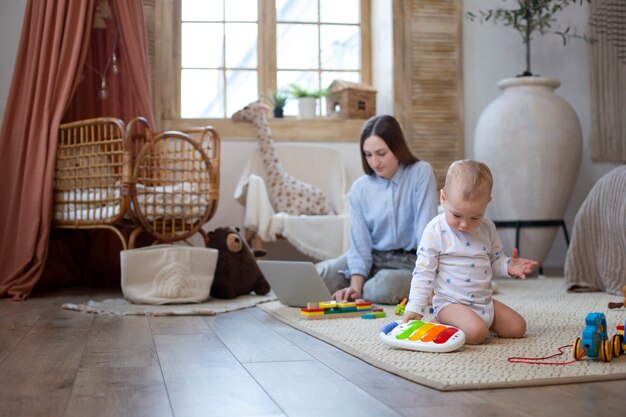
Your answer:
507;344;588;365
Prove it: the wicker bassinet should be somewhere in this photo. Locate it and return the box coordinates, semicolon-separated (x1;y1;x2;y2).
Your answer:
53;116;220;249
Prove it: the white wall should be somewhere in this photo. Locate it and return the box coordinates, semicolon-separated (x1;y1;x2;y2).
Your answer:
463;0;620;267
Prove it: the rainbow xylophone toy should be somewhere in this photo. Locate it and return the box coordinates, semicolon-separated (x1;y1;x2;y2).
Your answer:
379;320;465;353
300;300;374;320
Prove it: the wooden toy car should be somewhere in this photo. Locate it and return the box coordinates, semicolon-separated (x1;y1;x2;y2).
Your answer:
572;312;620;362
612;323;626;357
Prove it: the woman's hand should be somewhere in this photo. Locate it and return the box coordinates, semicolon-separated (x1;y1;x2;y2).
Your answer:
332;275;365;301
332;286;362;302
508;248;540;279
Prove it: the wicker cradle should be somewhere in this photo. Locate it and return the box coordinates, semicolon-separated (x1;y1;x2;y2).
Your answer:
52;116;220;249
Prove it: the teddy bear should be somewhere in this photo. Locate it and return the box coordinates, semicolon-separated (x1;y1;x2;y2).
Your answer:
207;226;271;299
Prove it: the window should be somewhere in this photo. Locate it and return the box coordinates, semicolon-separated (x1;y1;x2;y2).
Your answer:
152;0;370;137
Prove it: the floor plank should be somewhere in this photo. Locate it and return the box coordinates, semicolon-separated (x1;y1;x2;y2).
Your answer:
471;383;626;417
1;313;92;371
149;316;211;336
0;368;77;417
161;363;284;417
245;360;402;417
153;332;240;367
205;309;314;363
64;366;172;417
80;316;158;368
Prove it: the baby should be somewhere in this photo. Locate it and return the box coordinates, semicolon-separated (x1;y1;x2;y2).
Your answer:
403;159;539;344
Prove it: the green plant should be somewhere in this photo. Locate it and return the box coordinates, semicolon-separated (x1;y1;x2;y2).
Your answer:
288;83;327;99
466;0;595;76
269;89;289;109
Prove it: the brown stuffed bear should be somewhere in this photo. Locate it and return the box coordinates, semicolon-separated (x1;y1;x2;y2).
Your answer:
207;227;271;299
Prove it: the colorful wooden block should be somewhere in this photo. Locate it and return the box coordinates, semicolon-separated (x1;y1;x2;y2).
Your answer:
300;300;374;320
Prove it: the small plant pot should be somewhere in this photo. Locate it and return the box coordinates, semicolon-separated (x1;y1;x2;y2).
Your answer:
297;97;317;119
273;107;284;118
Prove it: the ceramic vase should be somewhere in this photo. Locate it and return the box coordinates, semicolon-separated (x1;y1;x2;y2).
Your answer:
474;76;582;265
273;107;284;118
297;97;317;119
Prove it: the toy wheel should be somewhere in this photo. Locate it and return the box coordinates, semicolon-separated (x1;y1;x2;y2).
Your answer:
612;334;622;358
599;339;612;363
572;337;583;360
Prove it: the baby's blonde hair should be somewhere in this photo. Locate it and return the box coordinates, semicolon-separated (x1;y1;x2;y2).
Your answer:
443;159;493;201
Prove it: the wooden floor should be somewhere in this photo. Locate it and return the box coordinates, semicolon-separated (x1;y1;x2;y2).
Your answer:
1;287;625;417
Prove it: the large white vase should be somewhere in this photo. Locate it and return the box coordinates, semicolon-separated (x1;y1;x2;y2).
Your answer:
474;76;582;265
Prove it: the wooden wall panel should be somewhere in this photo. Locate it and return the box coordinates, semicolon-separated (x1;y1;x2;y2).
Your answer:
394;0;463;189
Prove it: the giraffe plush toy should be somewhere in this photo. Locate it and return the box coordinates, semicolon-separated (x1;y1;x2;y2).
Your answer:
232;100;335;216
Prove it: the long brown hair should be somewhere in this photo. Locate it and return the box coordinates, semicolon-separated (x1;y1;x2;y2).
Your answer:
359;115;418;175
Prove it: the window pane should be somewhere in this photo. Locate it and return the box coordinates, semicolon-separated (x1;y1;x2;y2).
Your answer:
277;70;319;116
225;0;257;22
181;69;224;118
320;25;359;70
225;23;257;68
182;23;224;68
277;24;318;69
320;0;359;24
226;70;258;116
276;0;317;22
182;0;223;21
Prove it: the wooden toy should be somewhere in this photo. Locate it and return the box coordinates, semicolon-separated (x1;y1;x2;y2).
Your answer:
395;298;407;315
362;312;386;319
608;285;626;309
379;320;465;353
572;312;620;362
611;320;626;357
300;300;372;320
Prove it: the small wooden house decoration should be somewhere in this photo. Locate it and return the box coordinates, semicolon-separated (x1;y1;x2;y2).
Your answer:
326;80;377;119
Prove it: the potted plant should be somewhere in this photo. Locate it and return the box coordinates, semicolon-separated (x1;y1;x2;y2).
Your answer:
288;84;327;119
269;89;289;118
466;0;594;76
467;0;593;264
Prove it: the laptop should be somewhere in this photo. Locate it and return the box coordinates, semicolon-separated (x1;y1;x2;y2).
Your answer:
257;260;333;307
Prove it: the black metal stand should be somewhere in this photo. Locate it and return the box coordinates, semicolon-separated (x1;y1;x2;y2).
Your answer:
493;219;570;275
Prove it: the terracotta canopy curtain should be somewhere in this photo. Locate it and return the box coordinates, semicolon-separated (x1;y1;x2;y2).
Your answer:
0;0;154;300
64;0;155;124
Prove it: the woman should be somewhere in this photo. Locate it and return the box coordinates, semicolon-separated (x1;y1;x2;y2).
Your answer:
316;115;438;304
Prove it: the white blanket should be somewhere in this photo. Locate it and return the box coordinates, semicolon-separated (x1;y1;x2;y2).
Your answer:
233;144;351;260
54;182;209;223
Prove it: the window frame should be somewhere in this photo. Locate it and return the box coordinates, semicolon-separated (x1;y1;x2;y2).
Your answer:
153;0;370;141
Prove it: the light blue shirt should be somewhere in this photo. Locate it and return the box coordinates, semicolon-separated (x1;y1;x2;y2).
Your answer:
346;161;439;278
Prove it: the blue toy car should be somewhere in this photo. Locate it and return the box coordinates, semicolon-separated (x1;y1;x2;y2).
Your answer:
573;312;621;362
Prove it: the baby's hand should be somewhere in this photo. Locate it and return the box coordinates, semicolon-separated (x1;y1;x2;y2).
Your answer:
508;248;540;279
403;311;422;323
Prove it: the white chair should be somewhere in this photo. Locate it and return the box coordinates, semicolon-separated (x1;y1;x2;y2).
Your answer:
234;143;351;260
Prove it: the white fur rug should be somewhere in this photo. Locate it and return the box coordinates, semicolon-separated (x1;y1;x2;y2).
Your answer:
62;292;276;316
258;278;626;391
